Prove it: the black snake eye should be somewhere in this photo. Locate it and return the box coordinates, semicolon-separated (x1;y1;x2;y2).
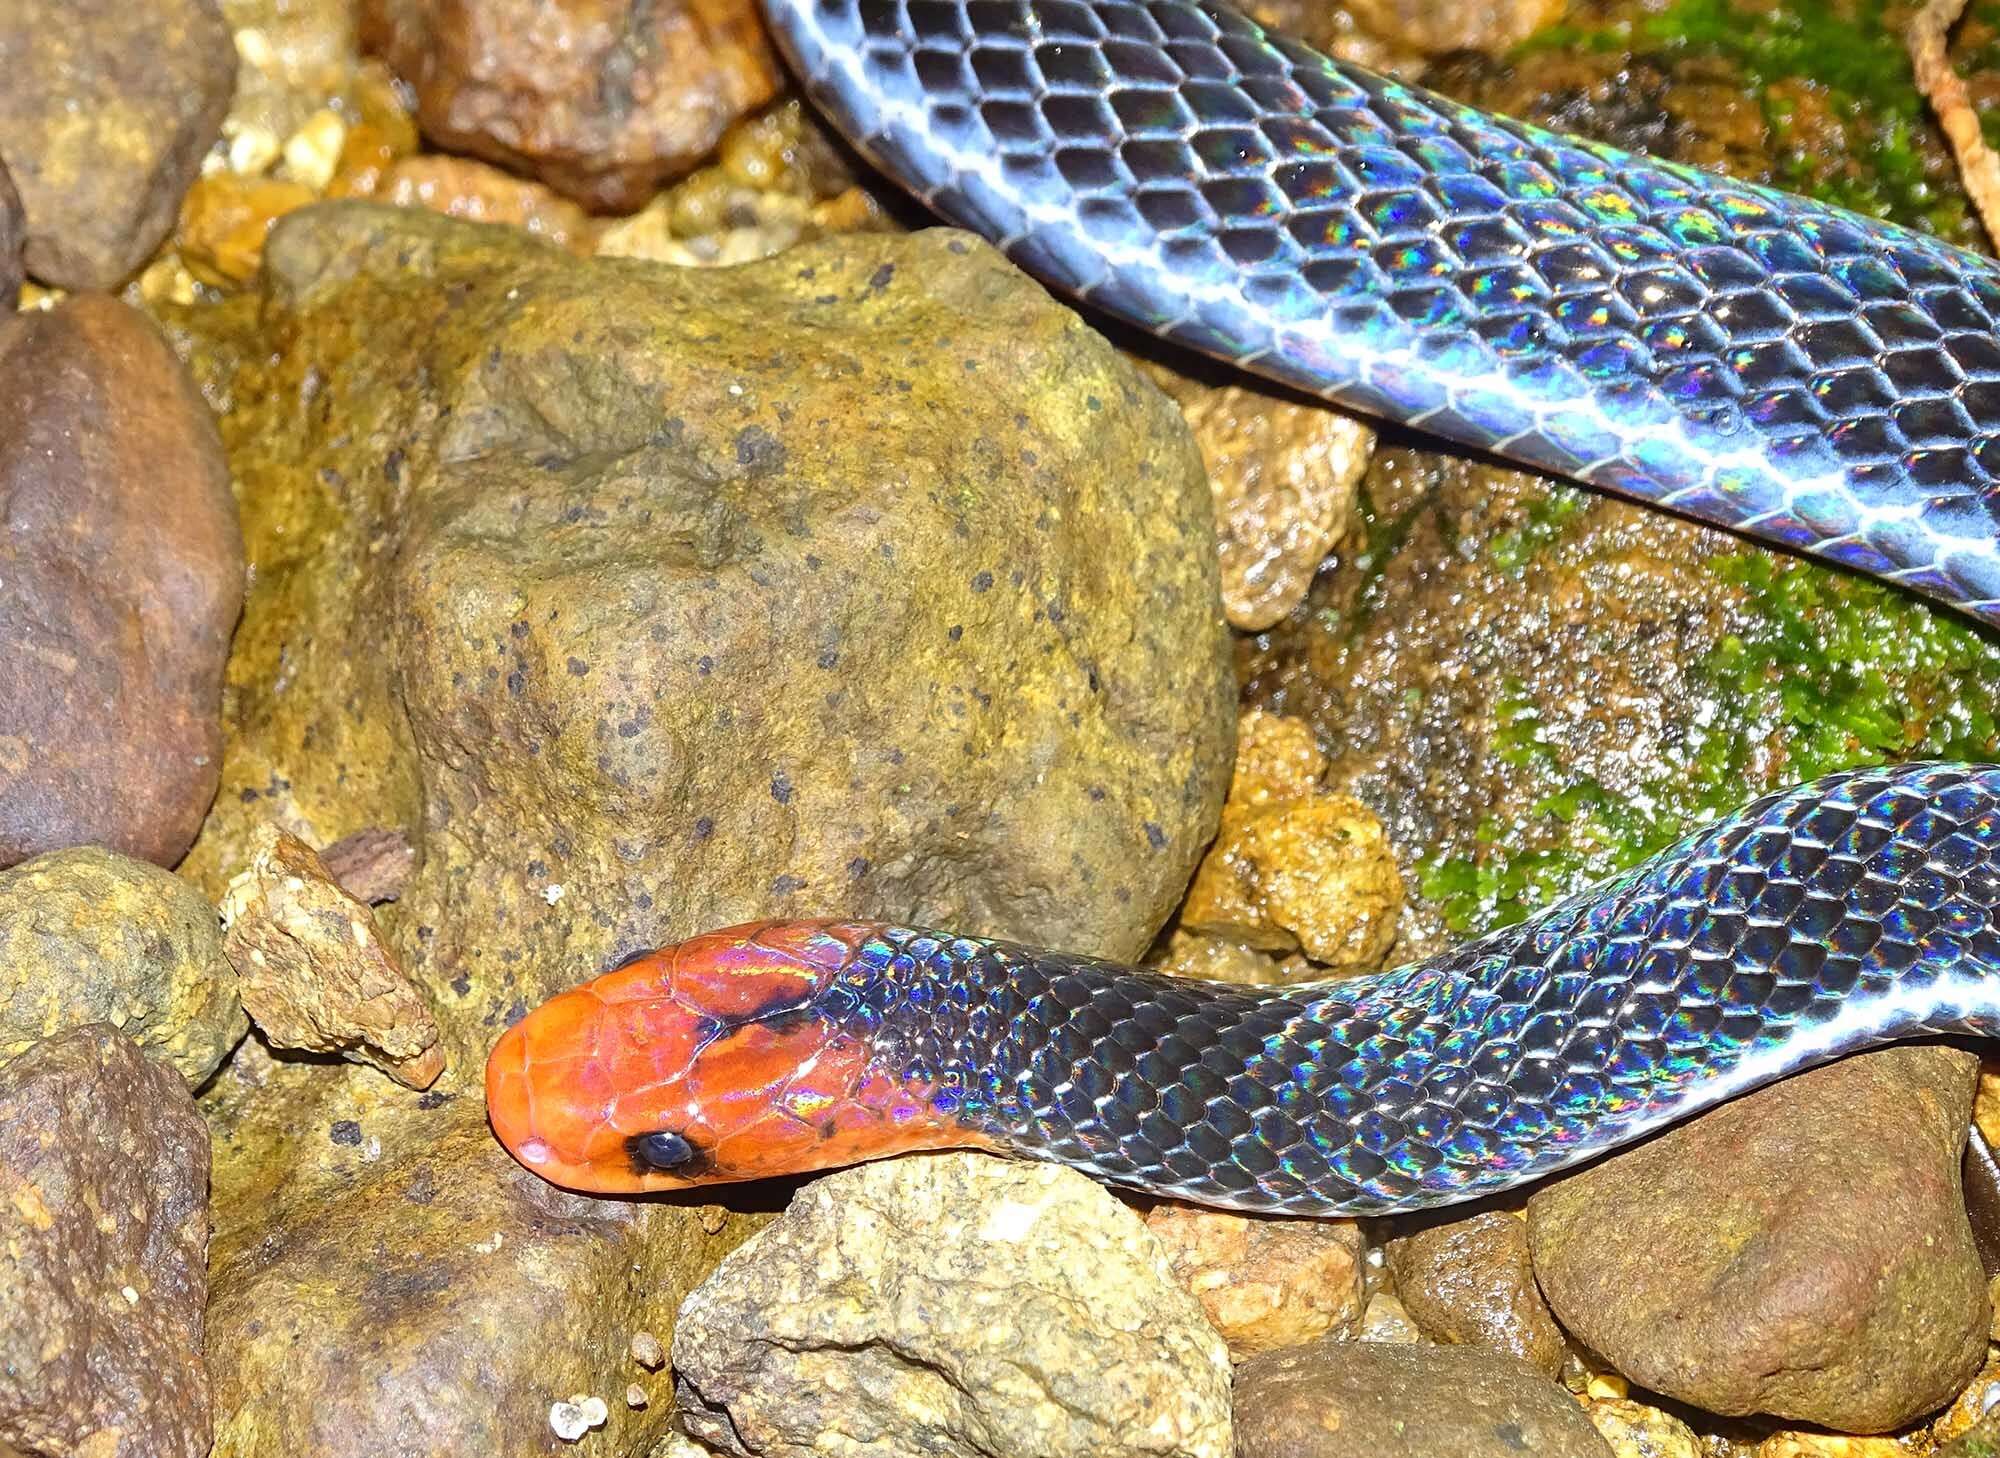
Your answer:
630;1130;697;1172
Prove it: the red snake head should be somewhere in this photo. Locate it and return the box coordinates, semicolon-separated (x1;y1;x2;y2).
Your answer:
485;920;983;1194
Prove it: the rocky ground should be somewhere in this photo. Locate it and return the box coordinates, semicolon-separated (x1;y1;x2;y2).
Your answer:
7;0;2000;1455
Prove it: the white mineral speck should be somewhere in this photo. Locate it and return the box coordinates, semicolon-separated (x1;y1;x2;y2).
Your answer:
548;1395;608;1441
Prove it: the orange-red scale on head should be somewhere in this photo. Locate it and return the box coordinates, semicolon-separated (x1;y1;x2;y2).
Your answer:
486;920;996;1195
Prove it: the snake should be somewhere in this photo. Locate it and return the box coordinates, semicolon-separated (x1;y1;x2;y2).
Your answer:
485;0;2000;1214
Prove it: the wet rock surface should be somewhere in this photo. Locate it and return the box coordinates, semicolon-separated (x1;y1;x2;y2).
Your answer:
1232;1340;1613;1458
1140;362;1374;631
0;1025;212;1458
0;847;245;1084
1144;1200;1366;1358
0;294;242;869
357;0;782;211
1528;1047;1988;1433
1583;1396;1704;1458
1385;1207;1565;1376
0;0;235;288
673;1153;1233;1458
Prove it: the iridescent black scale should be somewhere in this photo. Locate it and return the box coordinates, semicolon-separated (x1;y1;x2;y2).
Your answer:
825;765;2000;1214
760;0;2000;623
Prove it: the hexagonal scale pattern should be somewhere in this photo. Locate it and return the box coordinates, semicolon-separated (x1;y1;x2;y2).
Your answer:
821;764;2000;1214
764;0;2000;622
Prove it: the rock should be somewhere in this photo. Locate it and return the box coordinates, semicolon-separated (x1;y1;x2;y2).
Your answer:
1755;1436;1909;1457
1180;709;1402;967
0;1025;211;1458
319;826;415;903
1528;1046;1988;1433
175;204;1228;1452
1144;1200;1365;1358
1232;1341;1613;1458
204;1054;752;1456
180;204;1231;1032
597;99;884;267
213;0;359;179
0;159;20;308
1935;1353;2000;1448
1141;362;1374;630
357;0;782;212
1943;1412;2000;1458
324;61;422;199
177;171;320;287
1357;1291;1423;1343
1181;789;1401;966
672;1153;1232;1458
0;0;235;288
1583;1397;1703;1458
0;293;242;869
0;847;245;1085
372;154;599;254
1152;927;1297;986
1384;1208;1566;1376
218;824;444;1087
1337;0;1570;56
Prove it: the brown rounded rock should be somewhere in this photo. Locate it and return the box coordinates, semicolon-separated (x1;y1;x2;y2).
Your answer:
1528;1046;1988;1433
0;293;242;868
1233;1341;1613;1458
182;204;1230;1042
1145;1200;1365;1358
0;0;234;288
1385;1207;1566;1376
357;0;782;212
0;1024;212;1458
0;846;245;1085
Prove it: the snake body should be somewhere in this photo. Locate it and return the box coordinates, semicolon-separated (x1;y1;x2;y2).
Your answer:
765;0;2000;623
488;765;2000;1212
485;3;2000;1211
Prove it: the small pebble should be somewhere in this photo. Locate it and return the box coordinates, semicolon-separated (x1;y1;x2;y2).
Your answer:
548;1394;608;1441
629;1329;665;1369
626;1383;648;1409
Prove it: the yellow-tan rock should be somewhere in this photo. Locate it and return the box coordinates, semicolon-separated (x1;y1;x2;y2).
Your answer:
218;824;443;1088
1145;1200;1365;1358
0;847;244;1085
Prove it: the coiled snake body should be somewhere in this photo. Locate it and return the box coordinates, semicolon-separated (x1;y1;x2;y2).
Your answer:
486;0;2000;1213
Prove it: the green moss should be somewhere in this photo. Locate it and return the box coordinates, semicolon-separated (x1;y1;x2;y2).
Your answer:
1420;556;2000;935
1486;490;1589;576
1514;0;2000;240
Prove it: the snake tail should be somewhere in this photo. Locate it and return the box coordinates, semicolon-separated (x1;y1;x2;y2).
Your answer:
759;0;2000;624
487;763;2000;1215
